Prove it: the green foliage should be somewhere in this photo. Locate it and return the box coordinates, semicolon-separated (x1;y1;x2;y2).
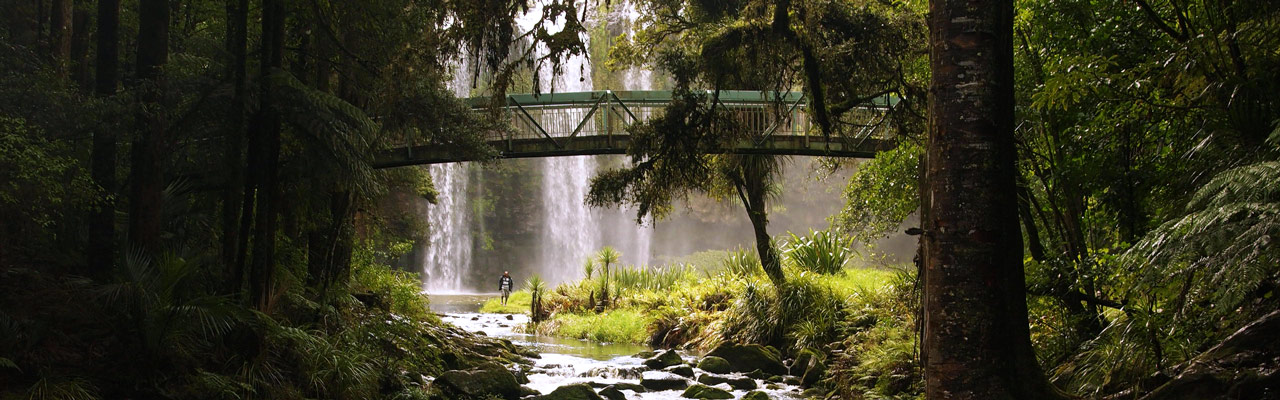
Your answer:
537;308;654;344
612;264;696;293
783;229;857;275
527;275;547;322
827;269;922;399
720;248;763;278
480;290;533;314
836;142;921;245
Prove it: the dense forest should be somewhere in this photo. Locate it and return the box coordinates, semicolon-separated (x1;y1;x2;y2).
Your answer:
1;0;1277;399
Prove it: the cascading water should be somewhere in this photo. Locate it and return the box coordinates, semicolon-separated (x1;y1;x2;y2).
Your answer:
420;163;472;293
527;2;657;285
418;60;475;293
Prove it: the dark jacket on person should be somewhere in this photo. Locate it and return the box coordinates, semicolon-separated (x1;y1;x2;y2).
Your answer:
499;276;513;291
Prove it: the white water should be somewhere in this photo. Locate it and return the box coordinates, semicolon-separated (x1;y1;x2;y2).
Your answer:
527;1;655;285
420;163;472;293
420;1;660;291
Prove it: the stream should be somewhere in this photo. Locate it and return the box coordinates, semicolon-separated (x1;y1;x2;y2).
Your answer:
431;294;806;399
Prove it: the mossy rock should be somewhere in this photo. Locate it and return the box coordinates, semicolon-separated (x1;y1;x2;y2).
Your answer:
696;356;731;374
644;350;684;369
801;387;826;398
610;382;647;392
598;386;626;400
665;364;695;377
519;386;541;397
800;358;826;388
696;374;729;386
680;384;733;399
530;383;604;400
742;391;770;400
707;344;787;375
433;366;521;399
726;376;757;390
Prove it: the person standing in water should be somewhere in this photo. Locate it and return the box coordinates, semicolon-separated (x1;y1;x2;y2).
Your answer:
498;271;514;305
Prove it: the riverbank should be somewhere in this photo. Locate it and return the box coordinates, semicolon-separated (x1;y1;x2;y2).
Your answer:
479;248;923;399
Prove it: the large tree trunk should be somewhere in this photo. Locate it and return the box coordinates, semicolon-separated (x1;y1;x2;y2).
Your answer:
129;0;170;253
87;0;119;279
921;0;1065;398
223;0;248;293
248;0;285;311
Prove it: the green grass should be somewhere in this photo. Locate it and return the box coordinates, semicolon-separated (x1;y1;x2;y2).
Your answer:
479;290;531;314
823;267;900;297
539;308;654;344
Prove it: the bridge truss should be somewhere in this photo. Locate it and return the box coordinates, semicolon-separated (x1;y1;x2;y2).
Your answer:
374;90;896;168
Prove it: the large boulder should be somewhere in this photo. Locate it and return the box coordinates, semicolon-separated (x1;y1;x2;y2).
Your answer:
644;350;684;369
696;356;731;374
706;344;787;375
530;383;603;400
695;374;754;390
680;384;733;399
433;365;521;399
640;371;689;391
610;382;647;393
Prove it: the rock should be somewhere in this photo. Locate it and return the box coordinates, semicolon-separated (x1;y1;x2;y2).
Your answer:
640;371;689;391
696;356;731;374
506;314;514;320
742;391;770;400
433;366;521;399
610;382;647;392
766;375;784;383
801;387;826;398
800;357;826;388
665;365;695;377
586;382;611;388
519;386;541;397
726;376;758;390
696;374;729;386
634;350;656;358
1138;309;1280;400
680;384;733;399
783;376;802;386
598;386;626;400
765;383;782;390
471;316;480;320
745;369;767;380
706;344;787;375
644;350;684;369
529;383;603;400
790;349;817;376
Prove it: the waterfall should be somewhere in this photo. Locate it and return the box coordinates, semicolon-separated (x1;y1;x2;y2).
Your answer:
419;57;475;293
421;163;473;293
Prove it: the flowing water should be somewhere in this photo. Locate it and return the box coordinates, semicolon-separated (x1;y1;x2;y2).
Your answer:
431;295;804;399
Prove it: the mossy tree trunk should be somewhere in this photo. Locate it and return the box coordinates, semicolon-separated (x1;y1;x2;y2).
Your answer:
921;0;1066;398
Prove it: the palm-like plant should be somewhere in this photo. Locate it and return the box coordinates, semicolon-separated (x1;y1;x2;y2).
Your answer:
526;275;547;323
597;247;621;308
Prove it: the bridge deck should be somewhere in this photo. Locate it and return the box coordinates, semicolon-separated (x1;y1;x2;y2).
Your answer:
374;90;895;168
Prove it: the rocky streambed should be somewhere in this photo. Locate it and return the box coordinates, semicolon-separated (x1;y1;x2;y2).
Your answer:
427;296;818;399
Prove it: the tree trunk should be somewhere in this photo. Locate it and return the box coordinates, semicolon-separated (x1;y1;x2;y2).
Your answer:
922;0;1065;398
69;7;90;88
47;0;71;75
87;0;119;279
248;0;285;311
222;0;248;292
129;0;170;253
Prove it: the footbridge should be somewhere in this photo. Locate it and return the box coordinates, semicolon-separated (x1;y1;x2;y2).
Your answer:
373;90;896;168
